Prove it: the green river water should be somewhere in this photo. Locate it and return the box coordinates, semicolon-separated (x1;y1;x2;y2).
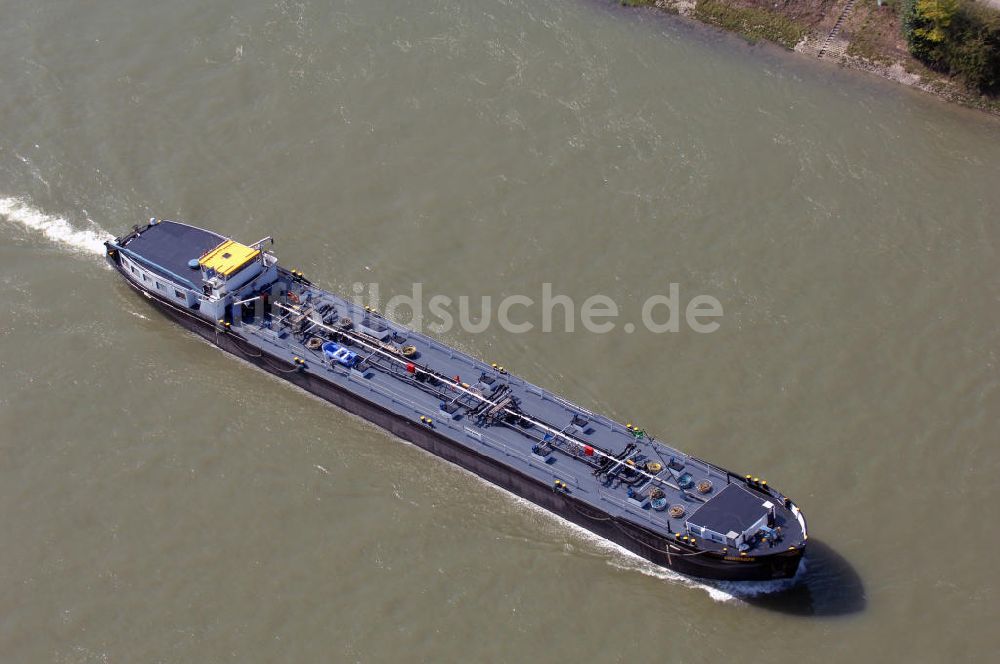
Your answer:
2;1;999;661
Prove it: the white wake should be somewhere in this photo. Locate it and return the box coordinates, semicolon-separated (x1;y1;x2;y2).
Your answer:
0;196;113;257
474;479;783;604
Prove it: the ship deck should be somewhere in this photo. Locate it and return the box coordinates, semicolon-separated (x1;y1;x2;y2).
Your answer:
224;269;805;556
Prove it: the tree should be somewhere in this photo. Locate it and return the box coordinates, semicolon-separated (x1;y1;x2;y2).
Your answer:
914;0;959;44
903;0;1000;92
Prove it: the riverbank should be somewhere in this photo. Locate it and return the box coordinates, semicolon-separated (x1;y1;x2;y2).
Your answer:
623;0;1000;116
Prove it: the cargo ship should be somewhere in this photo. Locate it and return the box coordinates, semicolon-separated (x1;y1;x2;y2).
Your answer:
106;219;807;581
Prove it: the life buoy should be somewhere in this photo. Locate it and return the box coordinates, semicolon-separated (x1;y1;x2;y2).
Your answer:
288;291;300;304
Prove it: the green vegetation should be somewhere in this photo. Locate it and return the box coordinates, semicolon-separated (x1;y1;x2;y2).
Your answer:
902;0;1000;92
620;0;657;6
693;0;807;49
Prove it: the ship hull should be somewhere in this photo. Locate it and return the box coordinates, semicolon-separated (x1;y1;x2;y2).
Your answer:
108;254;803;582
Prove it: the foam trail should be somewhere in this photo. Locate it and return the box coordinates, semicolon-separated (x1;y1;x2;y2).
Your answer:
607;545;805;602
469;477;745;603
605;550;739;603
471;475;811;603
0;196;113;257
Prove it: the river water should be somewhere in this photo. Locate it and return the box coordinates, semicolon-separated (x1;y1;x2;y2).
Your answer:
2;0;999;661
